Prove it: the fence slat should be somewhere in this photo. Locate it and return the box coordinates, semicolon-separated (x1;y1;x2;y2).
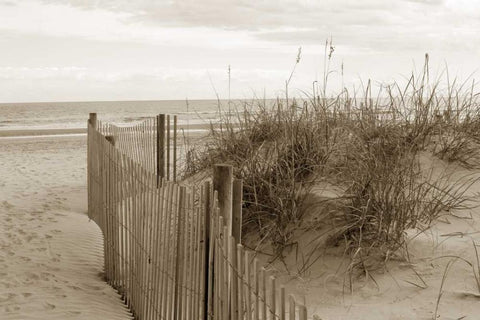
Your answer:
288;295;295;320
174;186;186;320
230;236;238;320
280;287;285;320
299;305;307;320
173;115;177;182
270;276;276;320
237;244;244;320
262;268;267;320
166;115;170;181
254;258;259;320
245;250;252;320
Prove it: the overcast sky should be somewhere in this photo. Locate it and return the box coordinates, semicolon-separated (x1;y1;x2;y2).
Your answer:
1;0;479;102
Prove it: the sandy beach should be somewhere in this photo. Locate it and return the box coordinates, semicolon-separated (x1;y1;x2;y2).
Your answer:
0;134;132;319
3;131;480;319
3;127;480;320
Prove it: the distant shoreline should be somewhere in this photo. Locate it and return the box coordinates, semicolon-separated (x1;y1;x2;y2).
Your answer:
0;128;87;137
0;123;211;138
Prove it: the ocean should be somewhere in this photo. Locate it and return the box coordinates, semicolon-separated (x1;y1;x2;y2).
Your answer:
0;99;225;131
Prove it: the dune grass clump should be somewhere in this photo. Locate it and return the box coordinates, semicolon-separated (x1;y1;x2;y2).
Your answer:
325;120;475;271
182;62;480;272
184;101;336;254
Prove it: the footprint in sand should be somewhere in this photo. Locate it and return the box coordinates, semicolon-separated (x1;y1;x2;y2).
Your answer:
0;282;11;289
19;256;31;262
83;283;103;290
40;272;53;281
2;201;14;209
48;265;60;272
0;293;16;303
44;302;56;310
24;272;40;281
4;305;21;312
68;285;81;291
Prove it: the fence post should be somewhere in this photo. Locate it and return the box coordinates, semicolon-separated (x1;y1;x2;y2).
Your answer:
157;114;165;185
87;113;97;227
213;164;233;235
232;179;243;244
89;113;97;129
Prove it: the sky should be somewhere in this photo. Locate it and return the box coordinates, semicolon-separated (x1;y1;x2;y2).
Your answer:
0;0;479;102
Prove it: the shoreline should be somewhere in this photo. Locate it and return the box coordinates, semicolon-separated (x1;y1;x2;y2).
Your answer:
0;123;211;138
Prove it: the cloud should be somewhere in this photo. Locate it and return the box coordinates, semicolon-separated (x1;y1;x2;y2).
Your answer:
0;0;479;102
31;0;479;55
37;0;448;30
0;66;87;80
0;0;15;6
4;0;477;55
0;0;269;50
406;0;444;5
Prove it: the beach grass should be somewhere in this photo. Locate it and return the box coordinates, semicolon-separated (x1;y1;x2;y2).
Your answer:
182;58;480;274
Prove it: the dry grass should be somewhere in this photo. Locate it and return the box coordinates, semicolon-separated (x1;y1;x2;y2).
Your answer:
181;58;480;273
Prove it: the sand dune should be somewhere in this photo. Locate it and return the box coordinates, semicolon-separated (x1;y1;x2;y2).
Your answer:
266;155;480;320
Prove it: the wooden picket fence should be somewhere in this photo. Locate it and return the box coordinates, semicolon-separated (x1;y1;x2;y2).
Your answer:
88;113;179;182
87;113;308;320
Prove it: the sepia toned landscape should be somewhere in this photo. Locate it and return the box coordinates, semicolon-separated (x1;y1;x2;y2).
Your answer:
2;1;480;320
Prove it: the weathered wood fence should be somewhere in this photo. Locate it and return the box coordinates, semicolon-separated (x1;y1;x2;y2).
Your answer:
89;113;179;182
87;113;308;320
